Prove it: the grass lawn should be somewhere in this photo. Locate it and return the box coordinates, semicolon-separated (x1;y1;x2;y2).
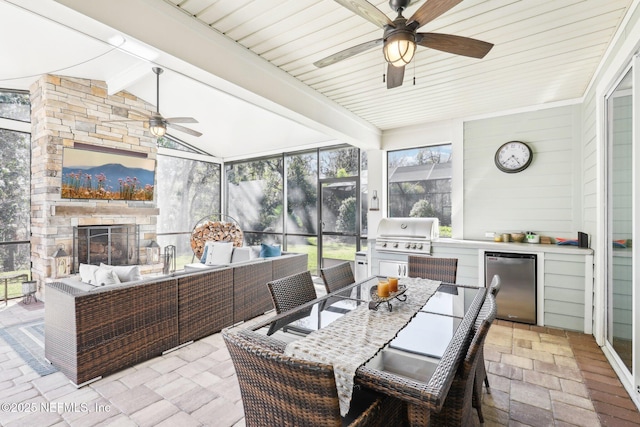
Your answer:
0;270;31;299
288;240;357;273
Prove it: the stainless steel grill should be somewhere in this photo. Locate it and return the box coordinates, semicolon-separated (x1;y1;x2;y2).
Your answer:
374;218;439;255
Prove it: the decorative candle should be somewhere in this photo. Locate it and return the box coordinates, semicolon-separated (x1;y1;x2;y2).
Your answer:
377;281;390;298
387;277;398;293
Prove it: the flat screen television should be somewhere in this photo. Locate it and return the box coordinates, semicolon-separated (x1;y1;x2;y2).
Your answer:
61;145;155;201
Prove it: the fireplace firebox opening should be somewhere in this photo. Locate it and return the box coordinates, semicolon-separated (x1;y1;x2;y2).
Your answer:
73;225;140;273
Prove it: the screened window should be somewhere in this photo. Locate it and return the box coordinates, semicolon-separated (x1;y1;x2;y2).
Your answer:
388;145;452;237
0;90;31;299
320;146;359;178
156;150;221;269
0;90;30;122
226;156;284;245
360;150;369;239
225;146;365;274
286;151;318;235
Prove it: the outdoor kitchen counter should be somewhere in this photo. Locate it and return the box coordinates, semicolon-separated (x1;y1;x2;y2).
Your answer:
431;238;594;255
429;238;594;333
368;237;594;332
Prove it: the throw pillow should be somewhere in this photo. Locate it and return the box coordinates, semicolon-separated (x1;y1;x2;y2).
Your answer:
94;268;121;286
205;242;234;265
231;247;251;263
260;243;281;258
100;264;142;283
79;263;99;284
200;241;216;264
200;244;209;263
249;245;262;259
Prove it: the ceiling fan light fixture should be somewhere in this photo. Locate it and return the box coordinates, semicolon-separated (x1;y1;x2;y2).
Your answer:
150;124;166;137
383;31;416;67
149;116;166;137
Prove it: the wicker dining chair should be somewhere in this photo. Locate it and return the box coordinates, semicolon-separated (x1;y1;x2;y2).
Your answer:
428;298;497;427
472;274;501;422
267;270;317;314
407;255;458;283
222;330;405;427
320;262;356;295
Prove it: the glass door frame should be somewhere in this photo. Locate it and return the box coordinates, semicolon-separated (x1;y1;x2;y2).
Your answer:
603;57;638;391
318;176;361;272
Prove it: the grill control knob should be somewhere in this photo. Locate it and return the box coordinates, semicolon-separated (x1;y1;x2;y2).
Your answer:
393;243;398;248
405;243;411;249
382;242;387;247
411;243;417;249
417;243;423;250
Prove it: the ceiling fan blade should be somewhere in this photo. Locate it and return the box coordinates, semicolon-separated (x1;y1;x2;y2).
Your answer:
407;0;462;29
314;38;383;68
417;33;493;58
387;64;405;89
333;0;394;28
165;117;199;124
167;123;202;137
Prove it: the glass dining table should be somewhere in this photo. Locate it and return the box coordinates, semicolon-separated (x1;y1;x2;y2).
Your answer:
243;276;486;425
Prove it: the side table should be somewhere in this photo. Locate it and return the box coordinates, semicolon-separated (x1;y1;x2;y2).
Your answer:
22;280;37;304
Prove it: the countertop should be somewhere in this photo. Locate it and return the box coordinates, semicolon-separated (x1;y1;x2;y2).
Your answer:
431;238;594;255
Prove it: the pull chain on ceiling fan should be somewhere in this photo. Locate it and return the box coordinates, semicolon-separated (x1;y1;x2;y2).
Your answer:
104;67;202;138
315;0;494;89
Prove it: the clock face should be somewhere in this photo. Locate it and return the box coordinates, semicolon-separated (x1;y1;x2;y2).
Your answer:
494;141;532;173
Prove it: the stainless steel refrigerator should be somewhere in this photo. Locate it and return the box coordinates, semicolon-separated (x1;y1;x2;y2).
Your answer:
485;252;537;324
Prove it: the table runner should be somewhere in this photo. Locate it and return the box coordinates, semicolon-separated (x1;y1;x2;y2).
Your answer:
284;277;441;416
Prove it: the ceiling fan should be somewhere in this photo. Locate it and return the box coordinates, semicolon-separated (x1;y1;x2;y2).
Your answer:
105;67;202;137
314;0;494;89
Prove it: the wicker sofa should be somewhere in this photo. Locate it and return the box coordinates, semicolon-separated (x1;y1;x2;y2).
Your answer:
44;252;308;386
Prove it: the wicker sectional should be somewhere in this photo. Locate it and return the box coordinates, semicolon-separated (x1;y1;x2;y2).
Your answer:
45;253;307;386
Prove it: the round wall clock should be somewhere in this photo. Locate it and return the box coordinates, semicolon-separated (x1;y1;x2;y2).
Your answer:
494;141;533;173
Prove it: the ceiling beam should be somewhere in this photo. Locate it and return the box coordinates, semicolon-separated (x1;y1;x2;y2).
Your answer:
105;62;151;96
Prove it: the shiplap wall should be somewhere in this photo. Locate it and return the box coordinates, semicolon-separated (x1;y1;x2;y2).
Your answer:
431;245;479;287
462;105;582;240
544;252;588;331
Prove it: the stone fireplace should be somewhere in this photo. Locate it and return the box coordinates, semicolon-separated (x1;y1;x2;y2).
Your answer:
30;74;160;300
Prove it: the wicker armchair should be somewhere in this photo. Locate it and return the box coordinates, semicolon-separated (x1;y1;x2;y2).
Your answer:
223;330;404;427
267;270;317;314
408;256;458;283
472;274;501;422
428;299;497;427
320;262;356;295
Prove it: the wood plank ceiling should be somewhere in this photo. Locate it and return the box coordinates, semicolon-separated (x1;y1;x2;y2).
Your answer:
163;0;633;131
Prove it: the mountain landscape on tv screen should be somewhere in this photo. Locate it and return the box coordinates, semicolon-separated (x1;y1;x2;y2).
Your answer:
61;163;155;201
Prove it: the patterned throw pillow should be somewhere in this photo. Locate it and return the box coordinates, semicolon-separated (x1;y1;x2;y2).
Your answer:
205;242;234;265
94;268;121;286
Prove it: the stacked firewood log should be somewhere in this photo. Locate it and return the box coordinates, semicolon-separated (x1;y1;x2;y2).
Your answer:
190;221;244;259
